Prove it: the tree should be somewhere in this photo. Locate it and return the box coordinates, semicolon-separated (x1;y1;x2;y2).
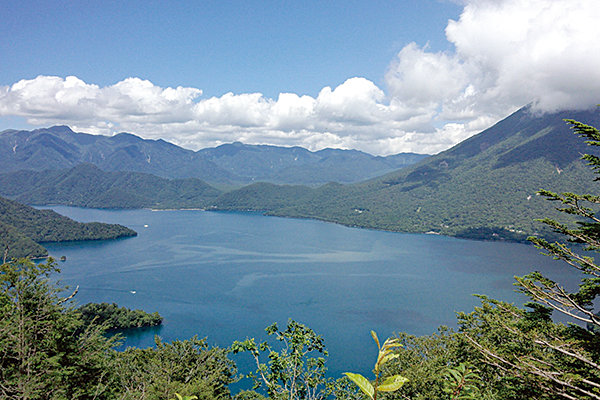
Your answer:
458;117;600;399
232;319;342;400
110;336;236;400
378;328;462;400
0;258;117;399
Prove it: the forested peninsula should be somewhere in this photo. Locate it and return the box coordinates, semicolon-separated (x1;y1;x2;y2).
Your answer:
0;196;137;260
78;302;163;330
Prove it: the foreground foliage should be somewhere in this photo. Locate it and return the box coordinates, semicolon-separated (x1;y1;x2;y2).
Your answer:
0;258;117;398
111;336;236;400
344;331;408;400
232;320;335;400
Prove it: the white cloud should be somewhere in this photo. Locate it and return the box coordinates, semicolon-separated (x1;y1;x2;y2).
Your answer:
268;93;315;130
1;0;599;156
314;77;386;125
382;0;600;148
0;75;425;154
386;43;468;107
0;76;202;125
442;0;600;114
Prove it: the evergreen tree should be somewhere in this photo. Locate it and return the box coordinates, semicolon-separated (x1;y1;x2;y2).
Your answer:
459;117;600;399
0;258;117;399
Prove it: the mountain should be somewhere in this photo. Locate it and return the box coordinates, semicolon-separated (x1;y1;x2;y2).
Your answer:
0;163;223;210
0;126;426;187
198;142;427;186
0;196;137;260
210;106;600;241
0;126;238;185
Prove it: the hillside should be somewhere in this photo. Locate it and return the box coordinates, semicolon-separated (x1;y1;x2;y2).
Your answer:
0;196;137;259
210;106;600;241
0;126;426;187
0;163;223;209
198;142;427;185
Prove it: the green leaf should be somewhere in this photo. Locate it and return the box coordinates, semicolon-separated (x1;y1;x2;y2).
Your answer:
377;375;409;392
371;330;380;349
381;338;402;350
344;372;375;399
379;352;399;366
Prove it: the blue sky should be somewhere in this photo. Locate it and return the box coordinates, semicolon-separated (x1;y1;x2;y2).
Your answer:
1;0;460;98
1;0;600;155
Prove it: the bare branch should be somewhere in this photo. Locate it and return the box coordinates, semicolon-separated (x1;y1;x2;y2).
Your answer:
465;335;600;400
518;279;597;324
57;285;79;305
533;339;600;371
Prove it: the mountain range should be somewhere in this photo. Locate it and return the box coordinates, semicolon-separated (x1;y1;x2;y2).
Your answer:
0;125;425;257
2;104;600;249
0;126;426;188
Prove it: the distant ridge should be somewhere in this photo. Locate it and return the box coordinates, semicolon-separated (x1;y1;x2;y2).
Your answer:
0;125;236;185
197;141;427;186
210;105;600;241
0;126;426;187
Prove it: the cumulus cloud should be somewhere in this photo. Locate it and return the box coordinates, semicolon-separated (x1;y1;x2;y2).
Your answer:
386;0;600;122
450;0;600;112
0;76;202;125
0;75;431;154
1;0;599;155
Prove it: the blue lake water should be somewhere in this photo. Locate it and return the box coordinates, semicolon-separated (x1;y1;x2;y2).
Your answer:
43;207;579;379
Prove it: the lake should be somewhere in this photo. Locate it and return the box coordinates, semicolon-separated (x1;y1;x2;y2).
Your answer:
43;207;579;379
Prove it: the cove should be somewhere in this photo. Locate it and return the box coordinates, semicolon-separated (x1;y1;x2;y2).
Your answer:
43;207;579;378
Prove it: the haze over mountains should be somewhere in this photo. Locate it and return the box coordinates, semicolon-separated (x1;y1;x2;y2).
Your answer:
0;126;426;188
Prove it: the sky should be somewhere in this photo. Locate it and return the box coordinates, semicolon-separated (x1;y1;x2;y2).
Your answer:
1;0;600;155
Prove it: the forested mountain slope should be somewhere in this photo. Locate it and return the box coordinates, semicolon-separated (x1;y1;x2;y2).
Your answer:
0;196;137;259
0;126;425;187
0;163;223;209
211;106;600;241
